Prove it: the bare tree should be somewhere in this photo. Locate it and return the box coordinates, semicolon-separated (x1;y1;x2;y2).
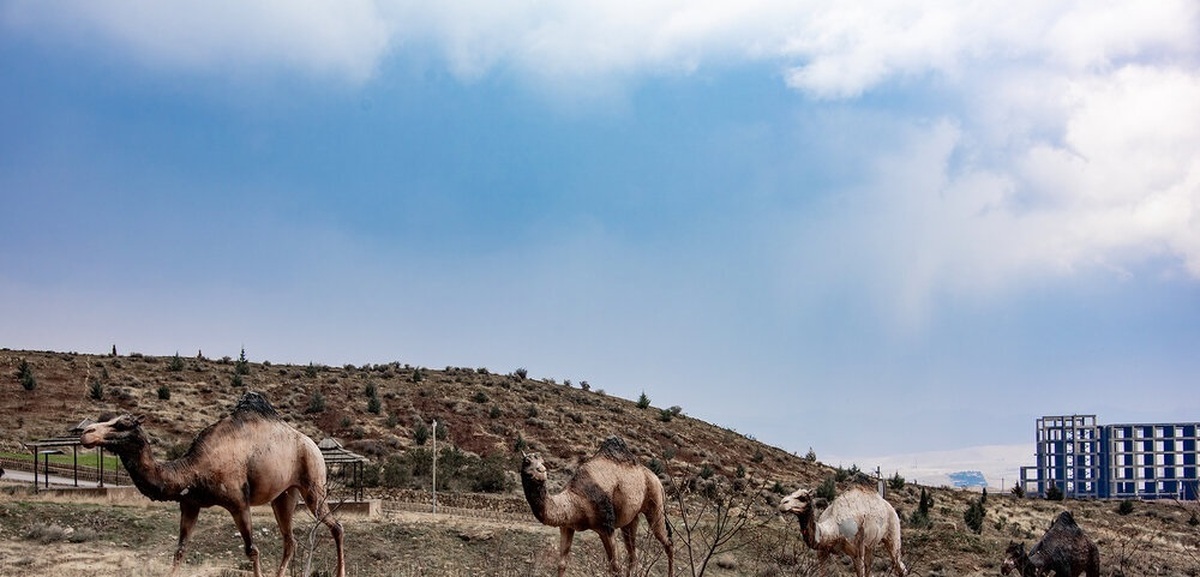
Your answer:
667;466;768;577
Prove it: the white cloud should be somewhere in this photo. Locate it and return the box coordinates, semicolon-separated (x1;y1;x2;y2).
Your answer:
2;0;391;82
6;0;1198;296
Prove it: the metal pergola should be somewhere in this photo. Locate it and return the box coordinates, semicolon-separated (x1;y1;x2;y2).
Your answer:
317;438;369;501
22;419;119;492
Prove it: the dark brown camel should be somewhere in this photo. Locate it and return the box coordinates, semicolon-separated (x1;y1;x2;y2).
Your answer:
1001;511;1099;577
80;391;345;577
520;436;674;577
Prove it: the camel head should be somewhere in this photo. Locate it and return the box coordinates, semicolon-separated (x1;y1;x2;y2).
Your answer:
80;414;147;450
778;487;815;517
520;452;548;483
1000;541;1026;575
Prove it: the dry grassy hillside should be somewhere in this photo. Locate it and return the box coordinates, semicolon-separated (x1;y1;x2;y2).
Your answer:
0;348;821;487
3;348;1199;576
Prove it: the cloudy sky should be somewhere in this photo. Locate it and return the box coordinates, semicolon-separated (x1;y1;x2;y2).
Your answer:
3;1;1198;469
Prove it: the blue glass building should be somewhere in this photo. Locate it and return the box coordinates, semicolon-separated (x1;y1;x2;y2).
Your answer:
1019;415;1199;500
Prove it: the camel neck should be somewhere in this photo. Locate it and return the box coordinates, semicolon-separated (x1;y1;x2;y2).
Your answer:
797;509;820;551
115;438;185;502
521;475;578;527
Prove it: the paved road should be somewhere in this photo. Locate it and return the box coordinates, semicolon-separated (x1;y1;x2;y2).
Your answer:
1;465;104;488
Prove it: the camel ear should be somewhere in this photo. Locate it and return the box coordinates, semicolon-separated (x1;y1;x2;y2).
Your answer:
133;414;146;425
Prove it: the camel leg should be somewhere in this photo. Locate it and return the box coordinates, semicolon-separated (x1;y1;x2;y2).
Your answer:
597;529;621;577
301;484;346;577
271;489;299;577
864;548;875;577
170;502;201;577
230;506;263;577
557;527;576;577
853;552;867;577
886;539;907;576
621;517;639;577
645;507;673;577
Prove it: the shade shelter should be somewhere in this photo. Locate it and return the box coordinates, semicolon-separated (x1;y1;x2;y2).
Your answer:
317;438;369;501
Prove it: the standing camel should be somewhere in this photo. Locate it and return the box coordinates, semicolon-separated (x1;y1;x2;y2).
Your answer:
80;391;345;577
520;436;674;577
778;486;907;577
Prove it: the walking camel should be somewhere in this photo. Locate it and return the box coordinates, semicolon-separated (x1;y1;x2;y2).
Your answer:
520;436;674;577
80;391;346;577
778;486;907;577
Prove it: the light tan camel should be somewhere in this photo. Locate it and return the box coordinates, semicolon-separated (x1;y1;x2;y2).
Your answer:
779;486;906;577
520;437;674;577
80;391;345;577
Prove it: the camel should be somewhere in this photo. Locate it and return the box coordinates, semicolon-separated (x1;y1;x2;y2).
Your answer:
1001;511;1099;577
80;391;345;577
520;436;674;577
778;486;907;577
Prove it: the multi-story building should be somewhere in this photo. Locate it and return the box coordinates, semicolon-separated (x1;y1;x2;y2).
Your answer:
1019;415;1200;500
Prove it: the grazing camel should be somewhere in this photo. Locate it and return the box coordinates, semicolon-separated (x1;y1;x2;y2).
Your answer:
520;437;674;577
1001;511;1099;577
778;486;907;577
80;391;345;577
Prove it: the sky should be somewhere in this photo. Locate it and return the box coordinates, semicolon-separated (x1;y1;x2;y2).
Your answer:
3;1;1199;474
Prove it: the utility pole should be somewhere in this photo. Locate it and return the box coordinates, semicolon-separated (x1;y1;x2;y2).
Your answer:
431;419;438;514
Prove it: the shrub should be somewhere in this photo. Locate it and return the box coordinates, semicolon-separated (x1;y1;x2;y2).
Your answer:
367;395;381;414
230;373;244;387
805;447;817;462
658;408;674;422
910;487;934;528
468;454;512;493
88;378;104;400
580;380;590;391
771;481;785;494
235;348;250;375
514;367;528;380
305;363;319;378
514;435;527;452
1117;499;1135;515
305;391;326;414
964;495;987;534
414;423;429;445
752;449;764;463
157;384;171;400
699;464;715;479
647;458;664;476
888;471;905;491
1011;484;1026;498
815;476;837;500
1046;483;1064;501
168;353;185;372
488;406;502;419
735;464;746;478
385;413;398;428
636;392;651;409
16;359;36;391
472;391;488;403
410;367;425;383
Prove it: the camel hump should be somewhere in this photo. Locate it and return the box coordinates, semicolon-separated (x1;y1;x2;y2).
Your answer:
1053;511;1078;529
231;391;280;421
596;436;639;465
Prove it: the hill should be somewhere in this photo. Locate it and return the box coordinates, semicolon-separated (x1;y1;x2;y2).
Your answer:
1;348;819;488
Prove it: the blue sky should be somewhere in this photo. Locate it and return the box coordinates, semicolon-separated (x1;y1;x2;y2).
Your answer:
3;1;1199;465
